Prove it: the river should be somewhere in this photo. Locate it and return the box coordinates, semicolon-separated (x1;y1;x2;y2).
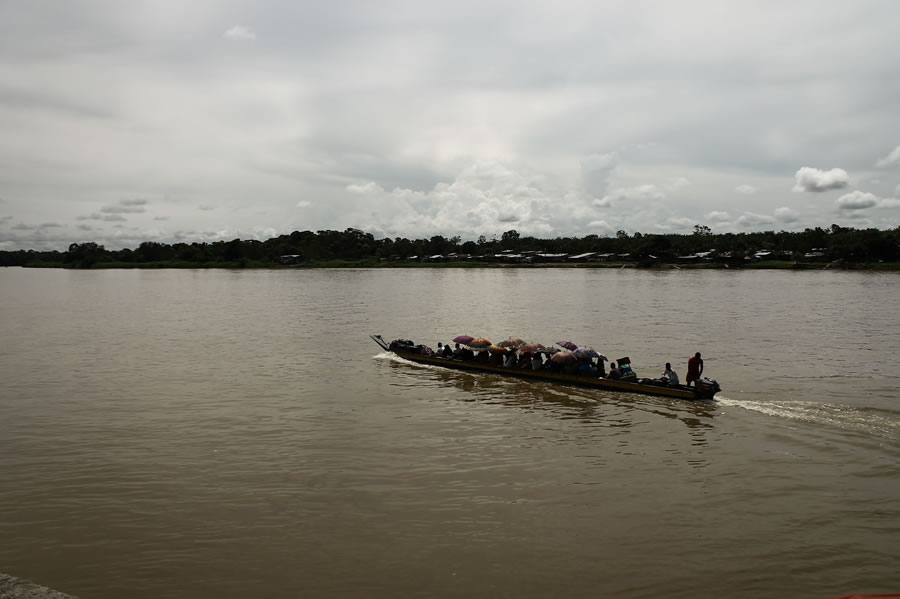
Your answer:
0;267;897;598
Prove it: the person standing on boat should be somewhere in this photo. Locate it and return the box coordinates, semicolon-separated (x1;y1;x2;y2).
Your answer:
661;363;679;386
685;352;703;387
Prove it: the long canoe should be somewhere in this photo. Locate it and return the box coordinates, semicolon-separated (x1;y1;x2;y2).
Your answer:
371;335;721;401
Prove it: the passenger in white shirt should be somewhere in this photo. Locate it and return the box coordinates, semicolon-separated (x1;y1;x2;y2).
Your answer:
661;362;680;386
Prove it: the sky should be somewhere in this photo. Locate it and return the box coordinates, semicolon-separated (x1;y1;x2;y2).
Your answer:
1;0;899;251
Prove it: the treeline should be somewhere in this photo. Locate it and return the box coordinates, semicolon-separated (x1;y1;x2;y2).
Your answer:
1;224;898;268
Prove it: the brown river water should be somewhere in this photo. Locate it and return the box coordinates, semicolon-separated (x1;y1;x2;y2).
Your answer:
1;267;898;599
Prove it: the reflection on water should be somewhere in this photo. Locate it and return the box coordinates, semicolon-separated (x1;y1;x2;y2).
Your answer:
380;351;718;454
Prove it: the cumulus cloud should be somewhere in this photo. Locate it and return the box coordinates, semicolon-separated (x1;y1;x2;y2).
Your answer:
875;145;900;167
835;191;878;210
792;167;849;192
597;177;688;206
667;177;690;191
667;217;695;229
295;200;311;208
348;160;564;238
347;182;385;194
736;185;757;194
586;220;614;234
774;207;799;223
224;26;256;41
250;225;277;240
706;211;730;222
879;198;900;208
736;212;776;227
600;184;664;204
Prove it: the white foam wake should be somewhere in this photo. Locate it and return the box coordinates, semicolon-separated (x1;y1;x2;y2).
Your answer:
373;351;440;370
717;396;899;439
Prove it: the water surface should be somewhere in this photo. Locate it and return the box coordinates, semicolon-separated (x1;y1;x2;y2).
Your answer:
1;267;897;598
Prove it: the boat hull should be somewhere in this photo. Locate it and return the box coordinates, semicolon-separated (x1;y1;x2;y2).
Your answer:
372;335;719;401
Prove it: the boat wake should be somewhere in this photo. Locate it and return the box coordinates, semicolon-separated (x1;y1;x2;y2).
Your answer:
716;395;899;440
374;351;429;367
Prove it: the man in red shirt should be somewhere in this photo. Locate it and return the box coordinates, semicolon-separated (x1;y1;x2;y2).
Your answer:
686;352;703;387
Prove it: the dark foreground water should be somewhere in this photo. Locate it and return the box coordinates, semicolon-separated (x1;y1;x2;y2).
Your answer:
1;267;897;599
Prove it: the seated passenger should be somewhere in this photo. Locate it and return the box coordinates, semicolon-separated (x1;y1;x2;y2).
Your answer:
577;360;597;376
442;344;453;358
503;352;517;368
436;342;445;357
531;353;543;370
452;343;464;359
660;362;679;386
489;351;504;366
607;362;621;379
517;353;531;368
475;350;489;363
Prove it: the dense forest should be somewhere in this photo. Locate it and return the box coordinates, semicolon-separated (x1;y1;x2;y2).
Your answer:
1;225;898;268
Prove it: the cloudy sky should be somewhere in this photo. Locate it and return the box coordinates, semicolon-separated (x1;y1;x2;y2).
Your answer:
2;0;899;250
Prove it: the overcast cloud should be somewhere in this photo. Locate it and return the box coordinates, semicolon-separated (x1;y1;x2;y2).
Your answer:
1;0;899;250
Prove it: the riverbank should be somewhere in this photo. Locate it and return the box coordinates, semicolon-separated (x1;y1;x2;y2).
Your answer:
15;259;900;270
0;573;78;599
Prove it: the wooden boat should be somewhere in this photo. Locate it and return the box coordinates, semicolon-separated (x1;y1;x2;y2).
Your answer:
371;335;721;401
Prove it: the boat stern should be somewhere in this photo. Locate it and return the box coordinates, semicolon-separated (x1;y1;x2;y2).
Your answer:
695;378;721;399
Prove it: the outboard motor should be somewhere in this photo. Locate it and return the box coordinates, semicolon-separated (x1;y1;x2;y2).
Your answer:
696;378;721;396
